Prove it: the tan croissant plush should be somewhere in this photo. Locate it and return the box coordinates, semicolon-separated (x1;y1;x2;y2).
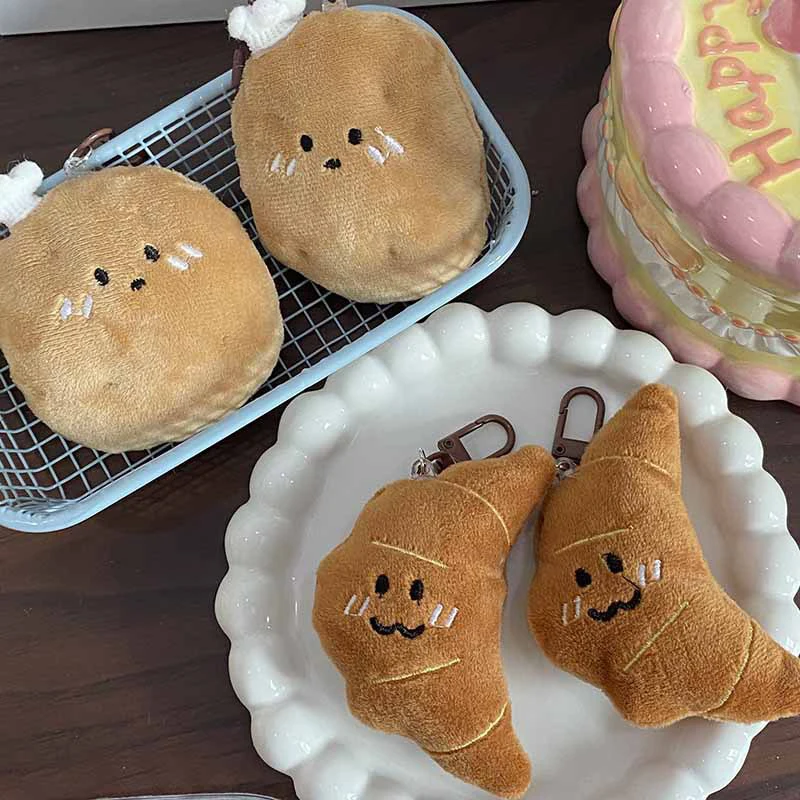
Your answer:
314;446;555;798
0;163;283;453
229;0;489;303
529;384;800;728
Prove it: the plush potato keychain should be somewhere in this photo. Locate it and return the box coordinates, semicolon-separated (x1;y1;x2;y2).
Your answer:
529;384;800;727
314;446;555;798
228;0;490;303
0;162;283;453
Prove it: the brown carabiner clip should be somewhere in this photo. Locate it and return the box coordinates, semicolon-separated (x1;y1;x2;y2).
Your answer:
412;415;516;477
64;128;118;176
72;128;115;160
552;387;606;466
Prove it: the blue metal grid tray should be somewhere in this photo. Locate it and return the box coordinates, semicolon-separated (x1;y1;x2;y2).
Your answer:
0;7;530;532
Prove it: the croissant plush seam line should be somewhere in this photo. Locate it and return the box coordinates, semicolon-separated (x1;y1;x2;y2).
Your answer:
425;702;509;755
437;478;511;545
622;599;692;674
705;619;756;716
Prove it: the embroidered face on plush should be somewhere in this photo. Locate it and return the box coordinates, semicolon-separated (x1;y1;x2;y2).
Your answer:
313;446;556;799
230;2;490;303
529;384;800;728
0;165;283;453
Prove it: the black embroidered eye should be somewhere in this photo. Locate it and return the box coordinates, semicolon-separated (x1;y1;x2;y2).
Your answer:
375;574;389;596
348;128;363;145
144;244;160;262
410;579;424;602
604;553;624;574
94;268;110;286
130;278;146;291
575;568;592;589
300;134;313;152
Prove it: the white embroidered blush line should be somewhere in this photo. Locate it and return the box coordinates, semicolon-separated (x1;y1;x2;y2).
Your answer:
167;255;190;271
179;242;204;259
286;158;297;177
367;145;386;166
59;295;96;321
637;559;663;588
376;127;405;155
343;594;358;615
270;153;283;173
343;595;370;616
429;603;459;628
562;595;583;625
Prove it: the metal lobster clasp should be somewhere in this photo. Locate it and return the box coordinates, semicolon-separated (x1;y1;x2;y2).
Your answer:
552;387;605;479
411;415;516;478
64;128;116;177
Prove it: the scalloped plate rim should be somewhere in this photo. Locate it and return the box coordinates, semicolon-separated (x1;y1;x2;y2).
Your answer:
216;301;799;800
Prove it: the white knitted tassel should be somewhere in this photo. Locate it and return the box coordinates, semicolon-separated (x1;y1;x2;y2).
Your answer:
228;0;307;56
0;161;43;228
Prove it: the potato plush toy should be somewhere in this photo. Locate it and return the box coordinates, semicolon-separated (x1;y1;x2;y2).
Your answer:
314;446;556;798
0;163;283;453
529;384;800;727
228;0;490;303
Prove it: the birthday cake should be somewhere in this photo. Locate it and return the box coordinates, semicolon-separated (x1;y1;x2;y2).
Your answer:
579;0;800;403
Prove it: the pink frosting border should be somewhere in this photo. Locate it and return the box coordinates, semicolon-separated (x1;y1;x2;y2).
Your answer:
579;103;800;405
614;0;800;287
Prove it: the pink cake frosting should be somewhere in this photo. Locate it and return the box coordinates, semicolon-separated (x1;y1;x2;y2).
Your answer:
578;144;800;403
615;0;800;286
764;0;800;52
578;65;800;404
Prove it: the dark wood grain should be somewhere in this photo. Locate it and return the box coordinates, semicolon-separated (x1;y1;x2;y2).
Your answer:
0;2;798;799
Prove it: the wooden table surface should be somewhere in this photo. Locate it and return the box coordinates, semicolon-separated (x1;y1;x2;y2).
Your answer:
0;1;797;798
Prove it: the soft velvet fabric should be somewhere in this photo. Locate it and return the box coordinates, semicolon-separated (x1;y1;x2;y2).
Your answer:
529;384;800;727
314;446;555;798
0;166;283;452
232;8;489;303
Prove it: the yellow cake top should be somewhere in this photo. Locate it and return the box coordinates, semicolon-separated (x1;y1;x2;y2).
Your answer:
678;0;800;217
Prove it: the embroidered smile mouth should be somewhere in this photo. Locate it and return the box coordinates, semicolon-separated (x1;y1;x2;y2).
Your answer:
369;616;426;639
588;579;642;622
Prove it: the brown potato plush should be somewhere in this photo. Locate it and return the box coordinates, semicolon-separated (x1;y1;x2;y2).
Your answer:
529;384;800;727
0;163;283;453
313;446;556;798
229;1;489;303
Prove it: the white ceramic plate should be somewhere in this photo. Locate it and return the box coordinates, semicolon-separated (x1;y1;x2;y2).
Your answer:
216;302;800;800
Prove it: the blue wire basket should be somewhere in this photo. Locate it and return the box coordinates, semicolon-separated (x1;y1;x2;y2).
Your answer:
0;6;530;532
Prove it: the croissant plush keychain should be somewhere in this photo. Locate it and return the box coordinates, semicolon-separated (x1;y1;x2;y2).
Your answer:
228;0;489;303
314;431;555;798
529;384;800;727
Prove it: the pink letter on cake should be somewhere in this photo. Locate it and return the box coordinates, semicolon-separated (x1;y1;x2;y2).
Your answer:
730;128;800;188
699;24;761;55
